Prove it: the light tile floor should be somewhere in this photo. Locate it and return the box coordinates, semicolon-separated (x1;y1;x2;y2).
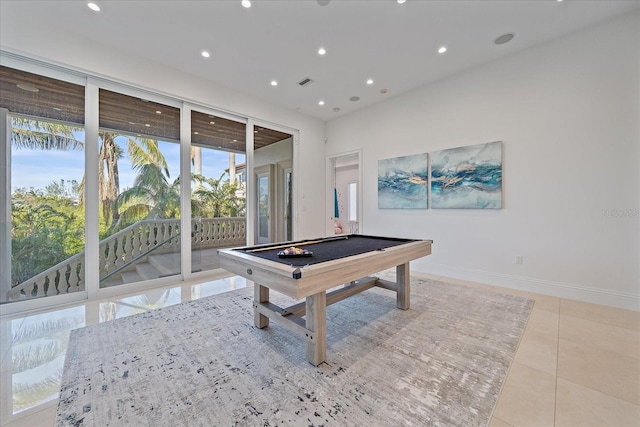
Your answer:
0;273;638;427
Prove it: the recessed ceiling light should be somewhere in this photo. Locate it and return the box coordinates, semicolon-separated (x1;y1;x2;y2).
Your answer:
52;107;62;111
145;124;151;127
380;89;388;94
494;33;515;45
333;107;341;112
318;48;326;56
232;139;237;143
241;0;251;8
438;46;447;54
87;2;100;12
209;121;215;125
194;131;199;135
155;110;162;114
319;100;325;106
397;0;407;4
128;121;136;125
201;51;210;58
16;83;39;92
366;79;374;85
271;80;278;86
349;96;360;102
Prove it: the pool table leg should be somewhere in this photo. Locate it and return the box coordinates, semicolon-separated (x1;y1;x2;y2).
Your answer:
254;283;270;328
397;262;410;310
306;291;327;366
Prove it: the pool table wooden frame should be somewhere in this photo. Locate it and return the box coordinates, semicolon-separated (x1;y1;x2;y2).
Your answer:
217;235;433;366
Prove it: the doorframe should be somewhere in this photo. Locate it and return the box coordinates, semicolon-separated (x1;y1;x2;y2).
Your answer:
325;149;362;236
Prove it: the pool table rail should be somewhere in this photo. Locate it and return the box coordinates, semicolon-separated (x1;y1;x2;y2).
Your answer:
218;238;432;300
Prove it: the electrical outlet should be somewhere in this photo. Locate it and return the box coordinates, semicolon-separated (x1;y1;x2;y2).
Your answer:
515;256;524;265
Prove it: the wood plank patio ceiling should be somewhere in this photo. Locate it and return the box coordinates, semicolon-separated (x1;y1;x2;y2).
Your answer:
0;65;291;151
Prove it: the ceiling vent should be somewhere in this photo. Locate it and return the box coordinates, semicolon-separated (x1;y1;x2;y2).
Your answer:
298;78;314;87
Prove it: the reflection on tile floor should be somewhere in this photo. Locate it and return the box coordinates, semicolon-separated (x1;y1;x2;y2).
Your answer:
0;275;247;426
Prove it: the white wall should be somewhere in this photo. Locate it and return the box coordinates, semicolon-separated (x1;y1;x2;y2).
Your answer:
326;13;640;310
0;30;326;240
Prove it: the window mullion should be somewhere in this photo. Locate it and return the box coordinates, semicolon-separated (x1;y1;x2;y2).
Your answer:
85;78;100;299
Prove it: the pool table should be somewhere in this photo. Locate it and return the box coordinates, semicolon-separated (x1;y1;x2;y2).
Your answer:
217;234;433;366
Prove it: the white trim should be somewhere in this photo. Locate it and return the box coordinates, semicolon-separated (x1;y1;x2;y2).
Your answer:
245;119;255;245
1;51;87;85
0;108;10;303
415;261;640;311
0;290;88;317
180;104;192;282
292;132;300;240
282;164;293;241
85;78;99;300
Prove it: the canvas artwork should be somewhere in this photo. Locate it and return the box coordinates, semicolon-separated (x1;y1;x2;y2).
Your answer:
430;141;502;209
378;153;428;209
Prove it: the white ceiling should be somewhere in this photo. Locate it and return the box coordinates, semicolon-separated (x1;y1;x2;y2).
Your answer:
1;0;638;121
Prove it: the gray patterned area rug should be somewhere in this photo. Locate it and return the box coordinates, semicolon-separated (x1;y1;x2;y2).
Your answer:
56;277;533;427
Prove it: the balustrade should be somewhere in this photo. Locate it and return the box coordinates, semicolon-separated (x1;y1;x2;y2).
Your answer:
7;217;246;301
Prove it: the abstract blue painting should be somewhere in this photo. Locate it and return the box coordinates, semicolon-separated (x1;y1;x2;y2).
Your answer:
378;153;428;209
430;141;502;209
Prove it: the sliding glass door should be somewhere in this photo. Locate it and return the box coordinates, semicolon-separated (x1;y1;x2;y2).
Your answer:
253;124;293;244
97;89;181;288
190;110;247;274
1;58;298;310
1;66;86;305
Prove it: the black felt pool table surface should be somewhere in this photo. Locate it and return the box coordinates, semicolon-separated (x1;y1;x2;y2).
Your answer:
235;235;417;267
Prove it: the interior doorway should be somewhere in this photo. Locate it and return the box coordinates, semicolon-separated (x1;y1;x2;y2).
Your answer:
326;150;362;236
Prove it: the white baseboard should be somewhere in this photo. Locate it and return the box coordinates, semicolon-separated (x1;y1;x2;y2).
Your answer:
413;262;639;312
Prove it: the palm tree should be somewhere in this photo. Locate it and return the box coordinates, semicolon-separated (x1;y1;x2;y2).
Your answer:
11;118;123;228
192;173;244;218
112;138;179;228
98;132;122;226
11;118;83;151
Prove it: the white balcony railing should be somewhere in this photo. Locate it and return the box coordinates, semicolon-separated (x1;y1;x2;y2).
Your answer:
7;217;246;301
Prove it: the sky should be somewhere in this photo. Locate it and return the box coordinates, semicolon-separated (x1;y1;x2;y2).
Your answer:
10;135;245;194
